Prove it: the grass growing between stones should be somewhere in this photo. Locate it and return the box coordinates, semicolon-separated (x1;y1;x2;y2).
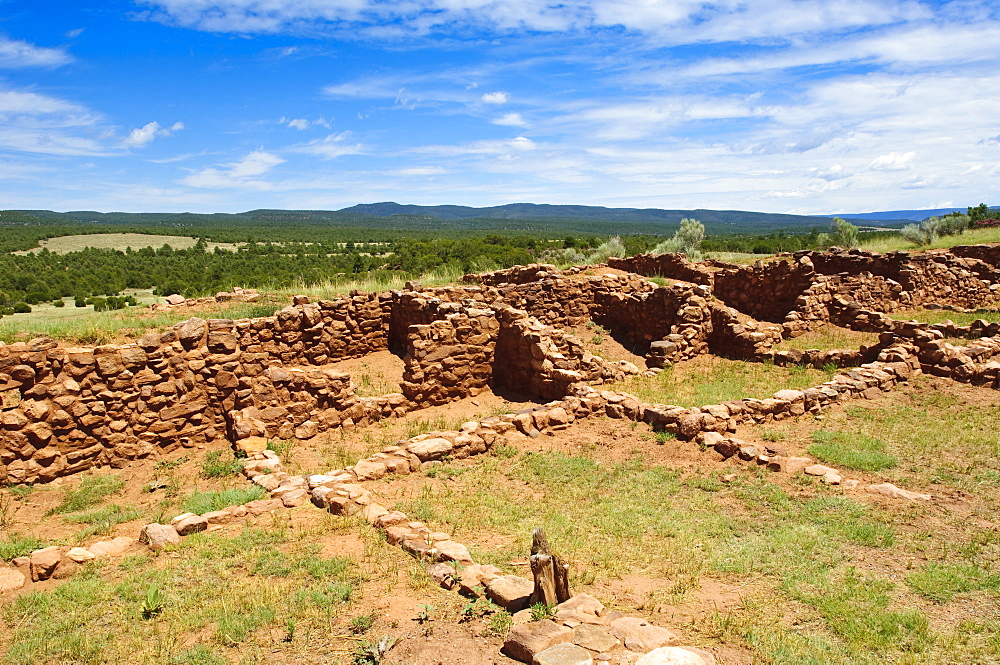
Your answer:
0;514;424;665
182;486;266;515
614;356;839;408
0;296;284;345
46;474;125;515
808;431;898;472
381;377;1000;664
889;308;1000;326
776;324;881;352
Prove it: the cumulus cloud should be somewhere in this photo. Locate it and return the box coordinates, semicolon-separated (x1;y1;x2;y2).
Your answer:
868;151;915;171
123;121;184;148
0;87;108;156
0;35;72;68
481;91;509;104
494;112;528;127
181;149;284;188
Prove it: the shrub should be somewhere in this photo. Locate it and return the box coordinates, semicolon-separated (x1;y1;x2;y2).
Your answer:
12;302;31;314
829;218;860;249
653;218;705;260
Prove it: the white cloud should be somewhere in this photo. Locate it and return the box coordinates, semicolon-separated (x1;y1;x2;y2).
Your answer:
123;121;184;148
181;149;285;189
134;0;928;44
279;116;331;130
288;132;365;159
494;113;528;127
0;35;72;68
389;167;448;176
868;151;915;171
481;91;509;104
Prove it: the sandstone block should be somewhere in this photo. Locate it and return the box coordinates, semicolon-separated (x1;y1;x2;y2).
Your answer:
407;437;454;461
244;498;283;515
503;620;574;663
432;540;474;565
765;456;812;474
86;537;134;558
486;575;535;612
202;510;232;525
30;547;62;581
235;437;269;455
866;483;931;501
0;566;26;593
280;488;309;507
610;617;677;653
635;647;715;665
173;514;208;536
573;624;619;652
534;642;594;665
140;523;181;551
803;464;838;477
66;547;97;563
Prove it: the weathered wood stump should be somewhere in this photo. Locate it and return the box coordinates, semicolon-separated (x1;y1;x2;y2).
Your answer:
529;527;570;607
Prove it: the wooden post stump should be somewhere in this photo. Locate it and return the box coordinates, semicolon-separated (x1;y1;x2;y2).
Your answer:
529;527;570;607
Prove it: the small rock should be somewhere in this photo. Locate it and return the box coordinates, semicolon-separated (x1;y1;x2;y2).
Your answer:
202;510;232;524
534;642;594;665
765;456;812;474
0;566;26;593
173;514;208;536
140;523;181;551
842;479;860;490
573;624;620;652
66;547;97;563
867;483;931;501
720;473;737;483
235;437;268;455
487;575;535;612
432;540;474;564
30;547;63;581
280;488;309;507
503;620;574;663
557;593;605;618
635;647;716;665
87;537;134;558
737;445;759;461
803;464;838;477
610;617;678;653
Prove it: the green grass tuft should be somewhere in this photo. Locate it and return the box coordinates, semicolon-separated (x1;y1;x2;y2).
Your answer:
182;486;265;515
48;475;125;515
906;563;1000;603
808;430;898;472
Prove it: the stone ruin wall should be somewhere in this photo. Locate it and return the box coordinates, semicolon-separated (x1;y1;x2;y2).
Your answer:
3;244;1000;485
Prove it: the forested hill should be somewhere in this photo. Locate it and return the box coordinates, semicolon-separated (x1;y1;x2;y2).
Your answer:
337;202;849;231
6;205;905;239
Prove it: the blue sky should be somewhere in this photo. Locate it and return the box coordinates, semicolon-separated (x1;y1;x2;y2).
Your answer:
0;0;998;214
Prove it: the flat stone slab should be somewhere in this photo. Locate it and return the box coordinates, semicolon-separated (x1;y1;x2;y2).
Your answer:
867;483;931;501
486;575;535;612
503;620;574;663
0;566;26;593
636;647;716;665
573;624;619;652
534;642;594;665
610;617;678;653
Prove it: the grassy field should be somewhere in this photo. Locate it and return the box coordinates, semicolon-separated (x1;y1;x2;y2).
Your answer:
776;324;882;352
889;308;1000;326
859;227;1000;253
13;234;243;255
0;294;285;345
379;376;1000;665
613;356;840;407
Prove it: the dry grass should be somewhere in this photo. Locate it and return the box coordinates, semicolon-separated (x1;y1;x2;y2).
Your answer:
13;234;242;255
776;324;882;352
860;227;1000;253
889;308;1000;326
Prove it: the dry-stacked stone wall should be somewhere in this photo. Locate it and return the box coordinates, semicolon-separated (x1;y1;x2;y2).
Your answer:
493;307;641;400
713;257;817;323
400;304;499;406
4;244;1000;486
607;253;715;285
